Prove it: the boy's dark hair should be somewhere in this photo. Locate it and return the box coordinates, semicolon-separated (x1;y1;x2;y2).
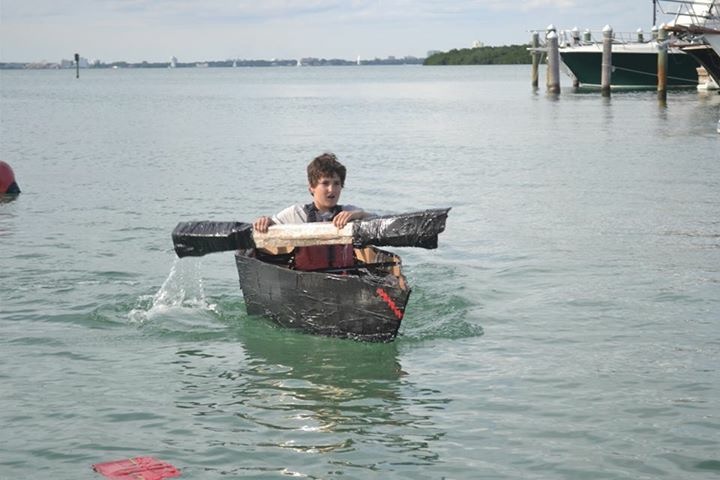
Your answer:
307;152;347;187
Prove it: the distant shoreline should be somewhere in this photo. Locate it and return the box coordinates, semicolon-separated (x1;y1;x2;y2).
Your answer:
0;56;425;70
1;45;534;70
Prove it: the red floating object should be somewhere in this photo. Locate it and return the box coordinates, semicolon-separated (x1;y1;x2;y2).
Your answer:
0;161;20;194
92;456;181;480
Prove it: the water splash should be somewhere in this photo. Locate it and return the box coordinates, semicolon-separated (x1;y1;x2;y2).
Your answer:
128;257;218;324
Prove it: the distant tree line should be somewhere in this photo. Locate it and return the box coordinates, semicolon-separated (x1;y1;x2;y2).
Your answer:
424;45;532;65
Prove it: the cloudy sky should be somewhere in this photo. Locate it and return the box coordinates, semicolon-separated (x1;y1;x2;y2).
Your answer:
1;1;670;63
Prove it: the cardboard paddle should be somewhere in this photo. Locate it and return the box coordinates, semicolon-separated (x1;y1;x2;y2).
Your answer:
172;208;450;258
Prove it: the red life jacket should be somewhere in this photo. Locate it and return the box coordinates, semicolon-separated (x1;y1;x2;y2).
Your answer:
293;203;355;271
293;244;355;271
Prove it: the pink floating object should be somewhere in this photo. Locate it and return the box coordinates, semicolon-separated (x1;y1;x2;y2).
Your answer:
92;456;181;480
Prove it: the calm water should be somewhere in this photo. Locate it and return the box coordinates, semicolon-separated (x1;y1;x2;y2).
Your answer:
1;65;719;479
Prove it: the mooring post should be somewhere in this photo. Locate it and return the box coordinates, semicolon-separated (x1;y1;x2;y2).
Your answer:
531;31;540;89
566;27;580;88
657;25;668;103
637;28;645;43
583;29;592;43
569;27;580;88
546;30;561;95
601;25;613;97
545;25;556;87
74;53;80;79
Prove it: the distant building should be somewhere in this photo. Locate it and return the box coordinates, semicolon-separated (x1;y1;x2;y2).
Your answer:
472;40;485;48
170;56;177;68
25;61;60;69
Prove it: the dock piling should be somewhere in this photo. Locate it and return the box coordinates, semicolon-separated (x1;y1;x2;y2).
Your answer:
74;53;80;79
546;30;561;95
531;31;540;89
657;25;668;103
601;25;613;97
569;27;581;88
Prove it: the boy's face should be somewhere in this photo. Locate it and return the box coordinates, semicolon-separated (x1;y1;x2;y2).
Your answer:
310;173;343;212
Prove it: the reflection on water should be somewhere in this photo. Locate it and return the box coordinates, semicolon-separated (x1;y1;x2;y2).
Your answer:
0;202;18;238
0;194;20;204
172;325;447;476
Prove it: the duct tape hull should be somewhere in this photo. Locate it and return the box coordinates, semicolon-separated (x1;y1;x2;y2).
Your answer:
235;248;411;342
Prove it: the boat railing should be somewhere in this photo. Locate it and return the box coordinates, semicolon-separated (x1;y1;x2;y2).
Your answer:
528;27;697;51
573;30;655;45
659;0;718;28
531;28;664;48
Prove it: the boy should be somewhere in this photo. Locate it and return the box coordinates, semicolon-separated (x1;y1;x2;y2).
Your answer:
253;152;372;271
253;152;371;232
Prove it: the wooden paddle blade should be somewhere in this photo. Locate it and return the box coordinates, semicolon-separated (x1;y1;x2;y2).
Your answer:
172;221;254;257
253;222;354;249
352;208;450;249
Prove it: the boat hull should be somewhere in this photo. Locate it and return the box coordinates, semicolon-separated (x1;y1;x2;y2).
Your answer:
681;44;720;87
234;247;411;342
559;48;699;87
701;33;720;83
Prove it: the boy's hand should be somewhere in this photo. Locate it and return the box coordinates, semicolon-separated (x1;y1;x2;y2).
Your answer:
253;216;274;233
333;210;363;229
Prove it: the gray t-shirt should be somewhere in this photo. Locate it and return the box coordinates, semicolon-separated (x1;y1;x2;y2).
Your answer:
271;204;362;225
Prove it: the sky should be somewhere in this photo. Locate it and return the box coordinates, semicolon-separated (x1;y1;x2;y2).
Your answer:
0;1;672;63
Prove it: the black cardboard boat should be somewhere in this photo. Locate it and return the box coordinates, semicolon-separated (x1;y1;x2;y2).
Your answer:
172;208;449;341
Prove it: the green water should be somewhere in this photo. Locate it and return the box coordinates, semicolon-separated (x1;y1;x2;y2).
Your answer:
1;66;719;479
